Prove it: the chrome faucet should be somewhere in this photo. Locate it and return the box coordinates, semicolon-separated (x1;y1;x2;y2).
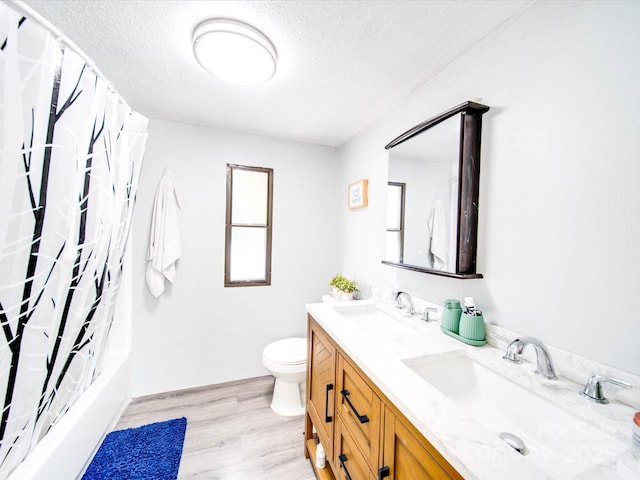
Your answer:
503;336;557;380
395;291;415;315
580;375;632;404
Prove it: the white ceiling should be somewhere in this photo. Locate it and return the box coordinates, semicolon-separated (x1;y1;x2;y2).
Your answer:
22;0;529;147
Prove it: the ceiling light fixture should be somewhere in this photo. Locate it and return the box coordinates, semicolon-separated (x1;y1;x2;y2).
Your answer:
192;18;277;86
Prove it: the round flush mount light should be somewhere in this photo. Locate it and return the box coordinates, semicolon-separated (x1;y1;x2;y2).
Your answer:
193;18;277;86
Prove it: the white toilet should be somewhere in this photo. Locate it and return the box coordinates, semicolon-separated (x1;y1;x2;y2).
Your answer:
262;337;307;417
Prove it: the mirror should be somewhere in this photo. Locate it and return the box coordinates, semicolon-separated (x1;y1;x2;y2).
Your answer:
383;101;489;278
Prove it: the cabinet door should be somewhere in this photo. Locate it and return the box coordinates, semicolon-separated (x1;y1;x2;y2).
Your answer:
307;317;337;456
382;409;460;480
336;354;382;472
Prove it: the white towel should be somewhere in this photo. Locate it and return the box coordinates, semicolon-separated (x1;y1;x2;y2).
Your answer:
146;170;181;297
428;199;448;270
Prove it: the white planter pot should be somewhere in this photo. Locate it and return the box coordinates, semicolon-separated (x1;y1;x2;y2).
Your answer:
339;291;354;302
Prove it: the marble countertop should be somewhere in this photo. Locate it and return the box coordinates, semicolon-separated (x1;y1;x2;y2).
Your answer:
306;300;639;480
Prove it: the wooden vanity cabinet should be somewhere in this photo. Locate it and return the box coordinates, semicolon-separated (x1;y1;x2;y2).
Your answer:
383;408;461;480
305;314;462;480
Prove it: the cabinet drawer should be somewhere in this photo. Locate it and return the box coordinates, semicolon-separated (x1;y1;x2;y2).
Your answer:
336;354;382;471
335;415;377;480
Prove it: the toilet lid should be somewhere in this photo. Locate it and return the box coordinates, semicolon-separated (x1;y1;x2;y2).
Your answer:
264;337;307;365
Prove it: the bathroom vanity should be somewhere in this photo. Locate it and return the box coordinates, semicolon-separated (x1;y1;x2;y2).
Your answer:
303;301;639;480
304;314;460;479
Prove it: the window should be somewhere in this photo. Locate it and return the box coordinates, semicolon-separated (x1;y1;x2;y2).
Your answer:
225;164;273;286
385;182;405;263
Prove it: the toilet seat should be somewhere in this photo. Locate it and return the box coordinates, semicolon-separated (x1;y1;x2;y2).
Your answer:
263;337;306;365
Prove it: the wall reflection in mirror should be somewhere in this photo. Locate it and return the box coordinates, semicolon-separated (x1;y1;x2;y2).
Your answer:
383;102;489;278
386;116;459;271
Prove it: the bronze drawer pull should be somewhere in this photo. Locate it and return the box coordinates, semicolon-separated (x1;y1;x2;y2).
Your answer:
378;466;390;479
338;454;353;480
325;383;334;422
340;389;369;424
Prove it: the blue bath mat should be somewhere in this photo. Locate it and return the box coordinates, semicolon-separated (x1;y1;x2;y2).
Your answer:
82;417;187;480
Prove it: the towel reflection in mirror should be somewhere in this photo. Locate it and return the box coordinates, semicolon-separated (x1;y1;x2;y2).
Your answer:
428;199;448;270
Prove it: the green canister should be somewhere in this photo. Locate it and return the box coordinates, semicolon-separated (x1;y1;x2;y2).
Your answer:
459;312;486;341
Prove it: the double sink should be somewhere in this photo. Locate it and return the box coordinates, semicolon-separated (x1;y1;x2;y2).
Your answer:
330;301;629;478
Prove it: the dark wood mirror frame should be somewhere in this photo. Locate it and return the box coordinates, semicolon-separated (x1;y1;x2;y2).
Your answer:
382;101;490;279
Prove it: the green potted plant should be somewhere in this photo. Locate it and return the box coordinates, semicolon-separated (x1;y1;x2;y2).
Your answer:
328;274;359;301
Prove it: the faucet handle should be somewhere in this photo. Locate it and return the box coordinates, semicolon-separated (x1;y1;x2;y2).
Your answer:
580;375;632;404
422;307;438;322
502;337;524;364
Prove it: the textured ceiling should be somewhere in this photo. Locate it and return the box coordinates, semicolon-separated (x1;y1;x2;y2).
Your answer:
22;0;529;147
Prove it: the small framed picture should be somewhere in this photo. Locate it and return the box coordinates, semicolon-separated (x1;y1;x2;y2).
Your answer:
348;179;368;209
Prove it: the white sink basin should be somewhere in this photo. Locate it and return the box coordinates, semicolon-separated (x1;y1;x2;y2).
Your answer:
332;303;415;336
403;353;626;478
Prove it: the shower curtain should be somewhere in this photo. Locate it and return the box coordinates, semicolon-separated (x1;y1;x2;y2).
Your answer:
0;3;148;477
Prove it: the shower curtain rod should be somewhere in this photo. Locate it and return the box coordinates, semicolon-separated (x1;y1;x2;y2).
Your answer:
9;0;130;108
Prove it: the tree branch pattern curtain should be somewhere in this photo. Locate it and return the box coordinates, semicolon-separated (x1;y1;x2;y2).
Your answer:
0;4;148;477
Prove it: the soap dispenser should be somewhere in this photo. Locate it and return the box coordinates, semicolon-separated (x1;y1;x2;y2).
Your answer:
441;299;462;333
616;412;640;478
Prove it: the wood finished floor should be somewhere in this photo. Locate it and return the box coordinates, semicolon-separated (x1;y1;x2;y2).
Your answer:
114;375;316;479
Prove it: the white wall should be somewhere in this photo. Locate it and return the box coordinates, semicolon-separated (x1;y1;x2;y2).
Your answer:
336;1;640;375
131;119;338;396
